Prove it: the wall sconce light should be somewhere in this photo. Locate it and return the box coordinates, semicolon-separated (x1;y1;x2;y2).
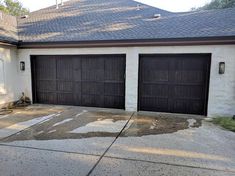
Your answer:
219;62;225;74
20;61;25;71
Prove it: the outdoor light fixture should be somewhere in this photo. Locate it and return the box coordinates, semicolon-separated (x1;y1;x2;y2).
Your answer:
20;61;25;71
219;62;225;74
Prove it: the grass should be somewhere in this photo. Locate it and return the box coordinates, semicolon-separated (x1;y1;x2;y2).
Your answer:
212;117;235;132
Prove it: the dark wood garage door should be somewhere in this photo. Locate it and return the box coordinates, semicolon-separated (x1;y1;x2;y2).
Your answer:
31;55;125;109
139;54;211;115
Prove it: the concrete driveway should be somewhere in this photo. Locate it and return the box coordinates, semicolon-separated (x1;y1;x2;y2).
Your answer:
0;105;235;176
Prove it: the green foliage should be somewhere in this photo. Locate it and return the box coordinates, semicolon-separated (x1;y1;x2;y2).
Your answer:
0;0;29;16
193;0;235;10
212;117;235;132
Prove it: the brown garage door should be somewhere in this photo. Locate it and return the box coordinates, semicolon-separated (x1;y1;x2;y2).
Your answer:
31;55;125;109
139;54;211;115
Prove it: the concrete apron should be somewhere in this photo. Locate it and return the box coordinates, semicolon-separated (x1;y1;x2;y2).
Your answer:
0;105;133;176
0;105;235;176
0;105;133;155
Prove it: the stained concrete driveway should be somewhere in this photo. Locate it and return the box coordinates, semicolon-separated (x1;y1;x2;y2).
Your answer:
0;105;235;176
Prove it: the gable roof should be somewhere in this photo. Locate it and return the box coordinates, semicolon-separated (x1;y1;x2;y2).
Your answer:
1;0;235;46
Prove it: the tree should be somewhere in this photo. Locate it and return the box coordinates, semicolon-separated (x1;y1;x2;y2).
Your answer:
0;0;29;16
193;0;235;10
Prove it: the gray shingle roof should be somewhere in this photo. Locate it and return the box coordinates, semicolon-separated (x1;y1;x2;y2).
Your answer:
0;11;18;43
2;0;235;44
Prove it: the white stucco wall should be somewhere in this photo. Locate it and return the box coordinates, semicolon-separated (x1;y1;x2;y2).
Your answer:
17;45;235;117
0;45;20;107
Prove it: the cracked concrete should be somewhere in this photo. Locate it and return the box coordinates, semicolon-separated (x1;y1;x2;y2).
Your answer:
0;105;235;176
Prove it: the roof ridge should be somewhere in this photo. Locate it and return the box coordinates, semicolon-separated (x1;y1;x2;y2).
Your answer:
28;0;173;14
131;0;173;13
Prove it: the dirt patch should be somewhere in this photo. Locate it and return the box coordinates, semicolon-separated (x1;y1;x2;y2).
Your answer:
121;115;202;137
1;109;202;142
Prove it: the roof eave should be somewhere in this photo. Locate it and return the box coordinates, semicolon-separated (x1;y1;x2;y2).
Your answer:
17;36;235;49
0;40;18;47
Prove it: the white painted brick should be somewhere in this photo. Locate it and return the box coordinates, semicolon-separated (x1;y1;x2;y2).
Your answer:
2;45;234;117
0;45;19;106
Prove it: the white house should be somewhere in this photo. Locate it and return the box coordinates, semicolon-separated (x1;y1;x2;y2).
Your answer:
0;0;235;117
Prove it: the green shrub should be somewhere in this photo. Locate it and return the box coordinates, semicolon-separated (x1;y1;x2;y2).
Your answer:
212;117;235;132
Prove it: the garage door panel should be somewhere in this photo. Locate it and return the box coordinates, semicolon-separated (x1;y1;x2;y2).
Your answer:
73;71;82;82
82;82;104;95
174;71;204;84
74;94;82;106
104;96;124;109
143;70;169;82
82;56;103;69
105;57;125;81
82;95;104;107
140;97;168;112
104;83;124;96
173;100;204;114
173;85;203;99
57;58;73;80
57;93;74;105
74;82;82;93
73;59;82;82
105;70;124;81
82;70;104;81
35;57;56;80
36;80;56;92
37;92;57;104
32;55;125;109
142;57;169;70
141;84;168;97
57;81;73;92
175;57;206;70
139;54;210;115
36;67;55;80
82;58;104;81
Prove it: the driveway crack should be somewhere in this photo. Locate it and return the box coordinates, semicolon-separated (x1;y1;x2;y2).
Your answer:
86;112;135;176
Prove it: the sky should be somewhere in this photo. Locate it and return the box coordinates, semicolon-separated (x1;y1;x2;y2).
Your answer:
19;0;211;12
